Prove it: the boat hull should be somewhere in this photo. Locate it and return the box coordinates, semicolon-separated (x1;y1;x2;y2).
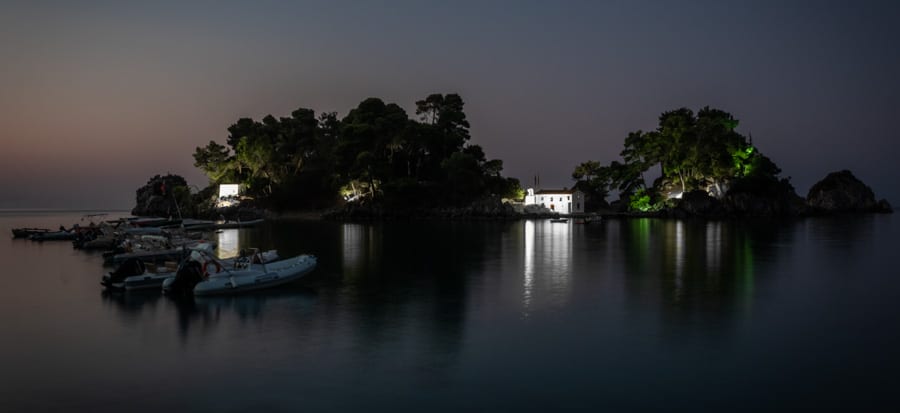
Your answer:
162;255;316;296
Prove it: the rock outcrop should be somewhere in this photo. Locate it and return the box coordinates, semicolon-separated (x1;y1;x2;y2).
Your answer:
131;174;189;218
678;190;720;215
807;170;892;213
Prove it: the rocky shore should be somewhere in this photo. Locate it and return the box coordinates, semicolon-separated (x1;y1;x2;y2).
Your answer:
322;170;891;221
132;170;890;222
322;196;551;220
602;170;891;219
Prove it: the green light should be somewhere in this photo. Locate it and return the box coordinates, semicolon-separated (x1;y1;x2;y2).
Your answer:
629;188;656;212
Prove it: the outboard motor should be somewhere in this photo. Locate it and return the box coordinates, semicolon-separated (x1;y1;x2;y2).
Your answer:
167;261;204;296
104;257;146;285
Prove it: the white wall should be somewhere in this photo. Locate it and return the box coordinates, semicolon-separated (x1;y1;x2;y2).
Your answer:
524;189;585;214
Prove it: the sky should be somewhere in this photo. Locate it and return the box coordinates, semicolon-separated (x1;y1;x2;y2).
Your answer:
1;0;898;209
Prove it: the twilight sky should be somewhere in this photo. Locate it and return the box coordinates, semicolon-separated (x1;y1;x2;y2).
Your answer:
1;0;898;209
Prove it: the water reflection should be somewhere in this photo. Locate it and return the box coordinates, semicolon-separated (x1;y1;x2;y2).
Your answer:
8;212;898;410
216;229;240;258
618;218;791;337
340;223;382;281
102;287;317;341
521;220;573;315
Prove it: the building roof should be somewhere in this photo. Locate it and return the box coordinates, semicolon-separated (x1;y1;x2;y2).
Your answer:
535;189;578;195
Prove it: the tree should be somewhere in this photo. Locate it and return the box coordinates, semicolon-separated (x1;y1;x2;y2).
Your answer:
573;106;784;206
193;93;515;210
572;160;612;210
193;141;234;182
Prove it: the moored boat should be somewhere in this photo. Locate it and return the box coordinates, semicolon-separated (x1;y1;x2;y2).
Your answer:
163;249;316;296
214;218;265;229
102;249;279;291
103;241;216;265
30;230;77;241
11;228;50;239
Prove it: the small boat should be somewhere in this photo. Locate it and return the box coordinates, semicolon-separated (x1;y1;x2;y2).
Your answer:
163;249;316;296
127;217;182;228
77;236;119;251
30;230;77;241
122;227;165;236
11;228;50;239
103;241;216;265
102;249;279;291
549;218;568;223
214;218;265;229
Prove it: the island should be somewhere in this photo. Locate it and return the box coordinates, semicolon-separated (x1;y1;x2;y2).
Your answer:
131;98;891;220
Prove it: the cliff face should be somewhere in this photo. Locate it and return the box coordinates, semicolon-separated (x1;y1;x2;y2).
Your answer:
807;170;892;213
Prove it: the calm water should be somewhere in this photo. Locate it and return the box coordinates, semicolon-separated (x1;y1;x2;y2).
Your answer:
1;211;898;411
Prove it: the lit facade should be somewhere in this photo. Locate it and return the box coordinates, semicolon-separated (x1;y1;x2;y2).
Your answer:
217;184;241;208
524;188;585;214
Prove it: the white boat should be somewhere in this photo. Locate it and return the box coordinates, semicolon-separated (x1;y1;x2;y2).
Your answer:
163;249;316;296
103;249;280;291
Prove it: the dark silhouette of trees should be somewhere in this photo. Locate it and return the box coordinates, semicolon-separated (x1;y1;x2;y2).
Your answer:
193;94;520;209
573;106;783;211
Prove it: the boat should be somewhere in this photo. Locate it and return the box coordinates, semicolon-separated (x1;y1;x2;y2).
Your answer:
122;227;165;236
549;218;568;223
102;249;279;291
30;230;77;241
102;231;211;263
214;218;265;229
173;218;266;231
103;240;216;265
126;217;182;228
573;216;600;224
11;228;50;239
163;249;316;296
101;258;174;291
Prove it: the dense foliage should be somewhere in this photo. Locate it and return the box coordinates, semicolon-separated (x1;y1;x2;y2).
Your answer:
573;107;783;211
131;174;193;218
193;94;521;209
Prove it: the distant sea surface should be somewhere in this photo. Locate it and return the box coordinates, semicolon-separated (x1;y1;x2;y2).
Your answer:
1;211;898;411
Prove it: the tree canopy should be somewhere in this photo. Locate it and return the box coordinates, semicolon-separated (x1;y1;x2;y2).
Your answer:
573;106;782;211
193;94;521;209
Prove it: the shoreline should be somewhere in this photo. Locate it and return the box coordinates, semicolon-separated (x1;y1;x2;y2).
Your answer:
259;206;891;222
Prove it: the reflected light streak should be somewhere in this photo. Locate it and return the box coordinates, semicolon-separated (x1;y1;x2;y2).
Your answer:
342;224;364;276
706;221;722;272
674;221;685;300
522;220;573;316
217;229;239;259
523;220;535;313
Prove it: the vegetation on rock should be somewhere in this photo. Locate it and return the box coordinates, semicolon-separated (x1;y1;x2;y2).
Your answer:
573;107;787;213
193;94;522;211
131;174;192;218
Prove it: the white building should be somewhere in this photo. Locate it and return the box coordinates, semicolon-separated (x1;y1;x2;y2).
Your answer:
524;188;585;214
217;184;241;208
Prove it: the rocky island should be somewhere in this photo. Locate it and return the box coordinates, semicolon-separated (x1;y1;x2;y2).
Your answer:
131;101;890;221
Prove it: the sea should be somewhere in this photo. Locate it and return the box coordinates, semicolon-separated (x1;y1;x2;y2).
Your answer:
1;210;898;411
